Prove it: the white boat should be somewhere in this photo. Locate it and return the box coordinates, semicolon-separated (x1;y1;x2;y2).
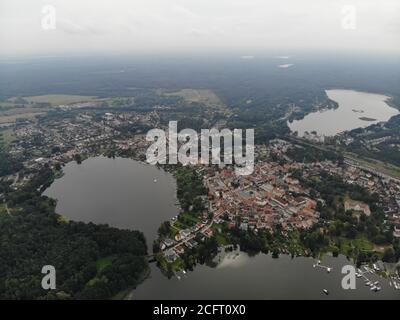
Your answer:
371;285;381;292
182;270;186;274
153;178;157;183
323;289;329;295
326;267;331;273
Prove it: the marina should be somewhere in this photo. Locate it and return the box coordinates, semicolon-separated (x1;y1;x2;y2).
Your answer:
43;156;400;300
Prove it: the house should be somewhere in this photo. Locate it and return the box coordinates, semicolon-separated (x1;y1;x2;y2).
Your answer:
344;199;371;216
164;249;178;263
162;238;175;248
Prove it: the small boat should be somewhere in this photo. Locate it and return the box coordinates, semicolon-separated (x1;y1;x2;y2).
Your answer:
153;178;157;183
323;289;329;295
370;285;376;291
373;281;379;286
182;270;186;274
317;260;321;265
365;281;371;286
326;267;331;273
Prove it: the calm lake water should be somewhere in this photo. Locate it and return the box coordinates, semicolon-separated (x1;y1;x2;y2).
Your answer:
44;156;180;249
288;89;399;136
44;156;400;299
134;251;400;300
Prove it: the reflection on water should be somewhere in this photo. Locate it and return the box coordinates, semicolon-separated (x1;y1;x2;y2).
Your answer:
133;250;400;300
288;89;399;136
216;252;249;269
43;156;400;300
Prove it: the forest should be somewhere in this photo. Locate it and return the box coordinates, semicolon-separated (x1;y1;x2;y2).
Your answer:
344;114;400;167
0;166;149;299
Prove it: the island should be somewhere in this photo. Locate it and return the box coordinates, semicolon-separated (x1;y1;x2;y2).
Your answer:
359;117;377;122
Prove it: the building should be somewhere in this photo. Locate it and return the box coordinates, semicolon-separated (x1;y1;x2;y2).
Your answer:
344;199;371;216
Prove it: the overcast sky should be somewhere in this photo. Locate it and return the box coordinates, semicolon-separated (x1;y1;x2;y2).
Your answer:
0;0;399;57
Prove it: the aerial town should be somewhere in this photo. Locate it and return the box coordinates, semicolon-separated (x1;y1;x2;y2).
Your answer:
2;107;400;273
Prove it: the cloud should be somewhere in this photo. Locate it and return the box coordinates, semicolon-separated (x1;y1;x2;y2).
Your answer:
0;0;399;56
241;55;255;60
57;18;105;36
278;64;294;68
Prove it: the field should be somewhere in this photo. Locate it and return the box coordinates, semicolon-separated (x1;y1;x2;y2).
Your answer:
0;203;12;224
0;129;15;147
23;94;97;106
337;236;374;256
0;111;46;124
160;89;225;107
0;94;98;124
96;256;114;273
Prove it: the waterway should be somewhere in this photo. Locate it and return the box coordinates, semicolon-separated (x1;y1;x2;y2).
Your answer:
288;89;399;136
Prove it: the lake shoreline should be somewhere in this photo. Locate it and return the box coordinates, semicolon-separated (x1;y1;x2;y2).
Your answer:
288;89;400;137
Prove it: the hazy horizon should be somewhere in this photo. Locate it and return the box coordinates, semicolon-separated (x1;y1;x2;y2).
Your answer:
1;0;399;58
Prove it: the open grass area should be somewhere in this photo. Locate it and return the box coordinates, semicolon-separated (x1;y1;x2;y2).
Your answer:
23;94;97;106
179;212;201;225
215;233;229;246
0;111;46;124
96;256;114;273
0;204;10;224
1;129;15;146
161;89;225;107
156;253;184;273
336;235;374;256
0;211;8;224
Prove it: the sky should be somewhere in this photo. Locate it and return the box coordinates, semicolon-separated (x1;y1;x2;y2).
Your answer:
0;0;399;57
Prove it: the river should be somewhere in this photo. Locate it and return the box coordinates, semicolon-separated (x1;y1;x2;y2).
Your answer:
44;156;400;299
288;89;399;136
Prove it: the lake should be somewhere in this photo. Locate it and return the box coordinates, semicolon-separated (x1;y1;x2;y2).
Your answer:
44;156;400;299
133;250;400;300
44;156;180;249
288;89;399;136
